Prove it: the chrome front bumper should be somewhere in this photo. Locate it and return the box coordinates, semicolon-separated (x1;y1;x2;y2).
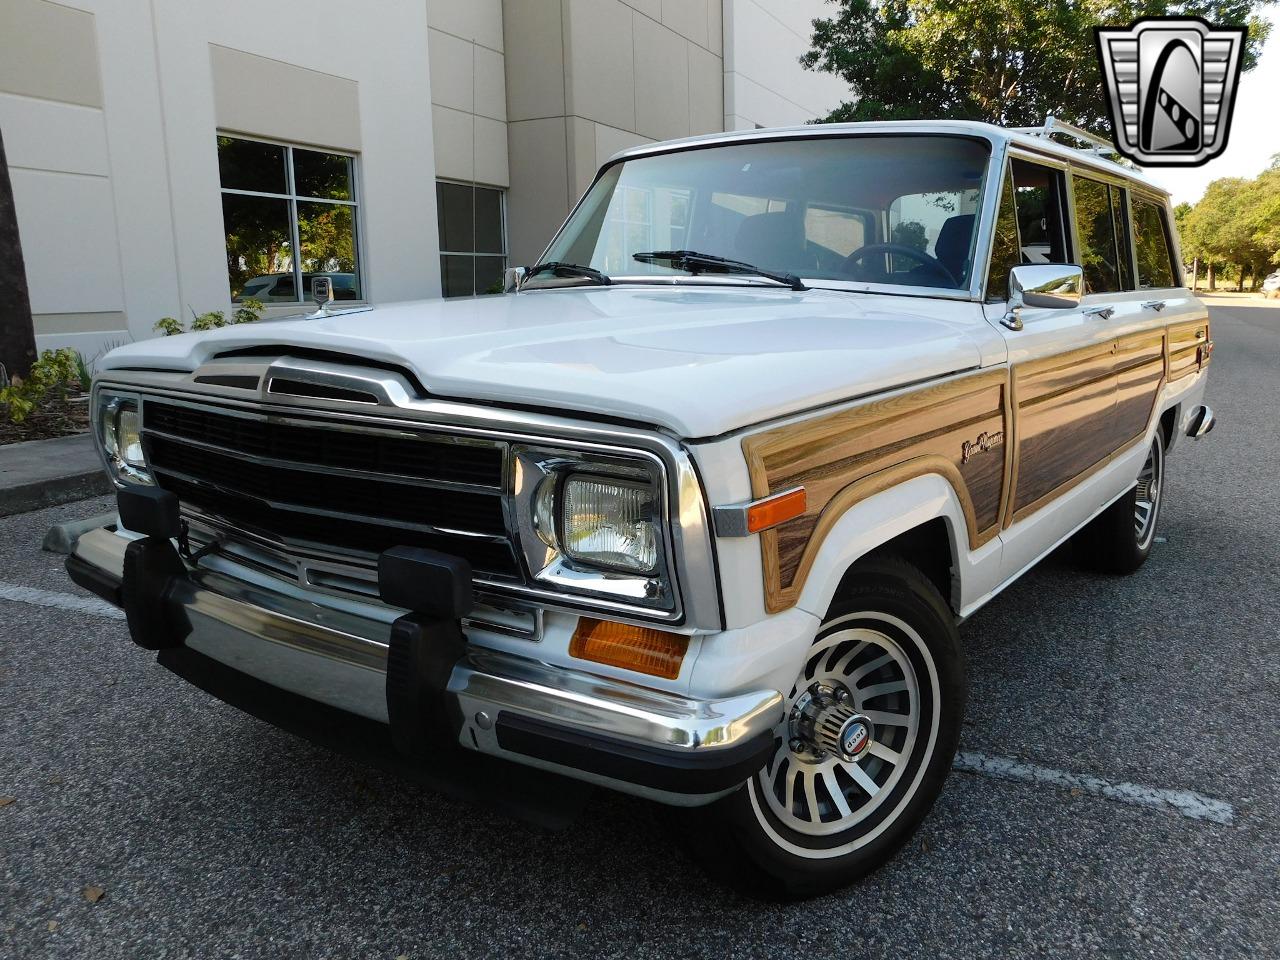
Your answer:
69;527;782;805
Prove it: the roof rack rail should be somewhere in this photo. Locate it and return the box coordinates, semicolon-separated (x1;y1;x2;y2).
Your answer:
1011;115;1118;156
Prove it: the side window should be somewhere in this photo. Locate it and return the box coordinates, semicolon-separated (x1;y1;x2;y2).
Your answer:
986;163;1020;300
1072;176;1124;294
1011;159;1070;265
1132;196;1178;289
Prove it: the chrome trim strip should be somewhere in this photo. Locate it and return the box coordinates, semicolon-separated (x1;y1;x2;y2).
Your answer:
712;486;805;538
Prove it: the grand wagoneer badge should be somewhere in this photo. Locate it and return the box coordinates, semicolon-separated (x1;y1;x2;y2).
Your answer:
1095;17;1246;167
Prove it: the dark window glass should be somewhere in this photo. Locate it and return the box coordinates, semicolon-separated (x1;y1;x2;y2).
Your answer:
437;182;474;252
1011;159;1070;265
1111;187;1134;290
298;200;360;299
217;137;287;194
475;255;506;295
221;193;295;301
440;255;474;297
293;149;353;200
1132;197;1177;289
986;164;1021;300
1073;176;1121;293
436;182;507;297
475;187;504;254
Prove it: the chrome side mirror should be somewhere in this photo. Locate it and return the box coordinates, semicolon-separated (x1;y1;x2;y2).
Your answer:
1002;264;1084;330
503;266;527;293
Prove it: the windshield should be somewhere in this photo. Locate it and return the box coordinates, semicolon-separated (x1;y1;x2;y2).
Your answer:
538;135;991;292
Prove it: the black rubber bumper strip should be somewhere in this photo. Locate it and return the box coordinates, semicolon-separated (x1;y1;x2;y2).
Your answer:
494;712;774;795
65;553;123;608
157;646;592;831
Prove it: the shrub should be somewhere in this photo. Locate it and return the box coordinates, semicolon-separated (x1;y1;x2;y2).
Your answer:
0;349;85;424
153;299;262;336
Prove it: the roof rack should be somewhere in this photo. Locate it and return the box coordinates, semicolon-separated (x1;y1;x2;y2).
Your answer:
1011;115;1118;156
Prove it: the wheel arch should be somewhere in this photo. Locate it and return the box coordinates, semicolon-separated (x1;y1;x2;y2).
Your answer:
794;473;984;620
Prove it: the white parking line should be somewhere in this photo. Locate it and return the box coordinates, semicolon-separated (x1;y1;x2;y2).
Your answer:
0;579;125;621
954;751;1235;825
0;579;1242;827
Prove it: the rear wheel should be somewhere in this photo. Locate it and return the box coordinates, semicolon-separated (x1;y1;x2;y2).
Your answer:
1077;431;1164;574
672;558;964;900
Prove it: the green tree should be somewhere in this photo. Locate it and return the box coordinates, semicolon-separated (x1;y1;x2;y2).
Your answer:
802;0;1275;135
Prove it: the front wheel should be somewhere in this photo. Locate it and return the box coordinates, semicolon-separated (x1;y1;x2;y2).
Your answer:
1077;431;1165;574
672;558;965;900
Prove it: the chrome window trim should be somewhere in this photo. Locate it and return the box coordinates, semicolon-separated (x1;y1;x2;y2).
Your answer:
94;369;722;632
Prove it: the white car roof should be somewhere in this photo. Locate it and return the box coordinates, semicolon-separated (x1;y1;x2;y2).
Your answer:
607;119;1167;197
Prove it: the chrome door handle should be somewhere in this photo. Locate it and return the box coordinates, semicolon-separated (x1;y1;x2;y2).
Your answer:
1142;300;1167;311
1083;305;1115;320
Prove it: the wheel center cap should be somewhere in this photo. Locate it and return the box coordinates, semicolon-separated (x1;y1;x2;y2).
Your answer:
790;684;874;762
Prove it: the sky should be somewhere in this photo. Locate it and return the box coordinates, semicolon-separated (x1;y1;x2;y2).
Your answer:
1143;9;1280;206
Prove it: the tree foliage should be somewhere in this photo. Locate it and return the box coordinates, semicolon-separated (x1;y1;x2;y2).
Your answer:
1179;156;1280;287
802;0;1274;135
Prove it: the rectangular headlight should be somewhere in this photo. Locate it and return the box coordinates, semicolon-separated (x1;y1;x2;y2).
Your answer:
95;392;152;486
561;474;658;574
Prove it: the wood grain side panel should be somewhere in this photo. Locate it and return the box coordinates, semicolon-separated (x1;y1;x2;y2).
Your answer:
1112;334;1166;447
1168;318;1209;383
744;369;1009;613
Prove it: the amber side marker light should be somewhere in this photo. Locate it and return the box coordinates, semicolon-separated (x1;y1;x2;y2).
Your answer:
569;618;689;680
746;487;807;534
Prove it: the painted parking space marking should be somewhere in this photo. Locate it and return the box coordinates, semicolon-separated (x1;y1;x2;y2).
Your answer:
0;580;125;621
0;579;1241;827
954;751;1234;825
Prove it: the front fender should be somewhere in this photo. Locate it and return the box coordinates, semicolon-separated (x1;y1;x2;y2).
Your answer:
795;472;1002;619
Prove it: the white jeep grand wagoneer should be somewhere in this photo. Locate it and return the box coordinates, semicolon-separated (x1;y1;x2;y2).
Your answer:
68;118;1215;899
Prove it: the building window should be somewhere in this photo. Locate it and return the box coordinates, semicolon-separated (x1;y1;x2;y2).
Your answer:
217;135;362;303
437;182;506;297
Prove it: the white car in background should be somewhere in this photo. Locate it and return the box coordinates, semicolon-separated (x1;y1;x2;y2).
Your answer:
1262;270;1280;299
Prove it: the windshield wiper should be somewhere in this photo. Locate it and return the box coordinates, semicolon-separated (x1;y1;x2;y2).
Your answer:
632;250;808;291
524;261;612;286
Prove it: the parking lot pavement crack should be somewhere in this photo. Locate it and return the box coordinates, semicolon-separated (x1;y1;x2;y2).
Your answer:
0;579;125;621
953;751;1235;825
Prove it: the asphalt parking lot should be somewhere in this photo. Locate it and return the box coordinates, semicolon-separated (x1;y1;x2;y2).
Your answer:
2;301;1278;959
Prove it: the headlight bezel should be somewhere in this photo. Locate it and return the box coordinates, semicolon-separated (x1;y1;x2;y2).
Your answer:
512;444;675;613
93;389;152;487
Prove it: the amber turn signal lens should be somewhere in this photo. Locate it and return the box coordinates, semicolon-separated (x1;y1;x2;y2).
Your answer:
745;487;807;533
569;618;689;680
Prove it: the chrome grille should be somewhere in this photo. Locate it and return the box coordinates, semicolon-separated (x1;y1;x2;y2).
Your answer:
141;399;519;579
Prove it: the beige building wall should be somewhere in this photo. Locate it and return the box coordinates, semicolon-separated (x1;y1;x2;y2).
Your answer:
428;0;510;189
0;0;129;358
723;0;847;129
502;0;725;265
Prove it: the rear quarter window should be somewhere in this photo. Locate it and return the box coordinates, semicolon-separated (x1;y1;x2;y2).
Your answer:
1131;196;1178;289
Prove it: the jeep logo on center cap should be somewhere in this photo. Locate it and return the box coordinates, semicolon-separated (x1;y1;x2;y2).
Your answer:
842;719;871;759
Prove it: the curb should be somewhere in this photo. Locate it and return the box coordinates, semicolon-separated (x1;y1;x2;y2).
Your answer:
0;471;113;518
0;433;113;518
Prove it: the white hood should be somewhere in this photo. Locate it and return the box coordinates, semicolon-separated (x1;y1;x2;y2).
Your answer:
99;287;991;437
